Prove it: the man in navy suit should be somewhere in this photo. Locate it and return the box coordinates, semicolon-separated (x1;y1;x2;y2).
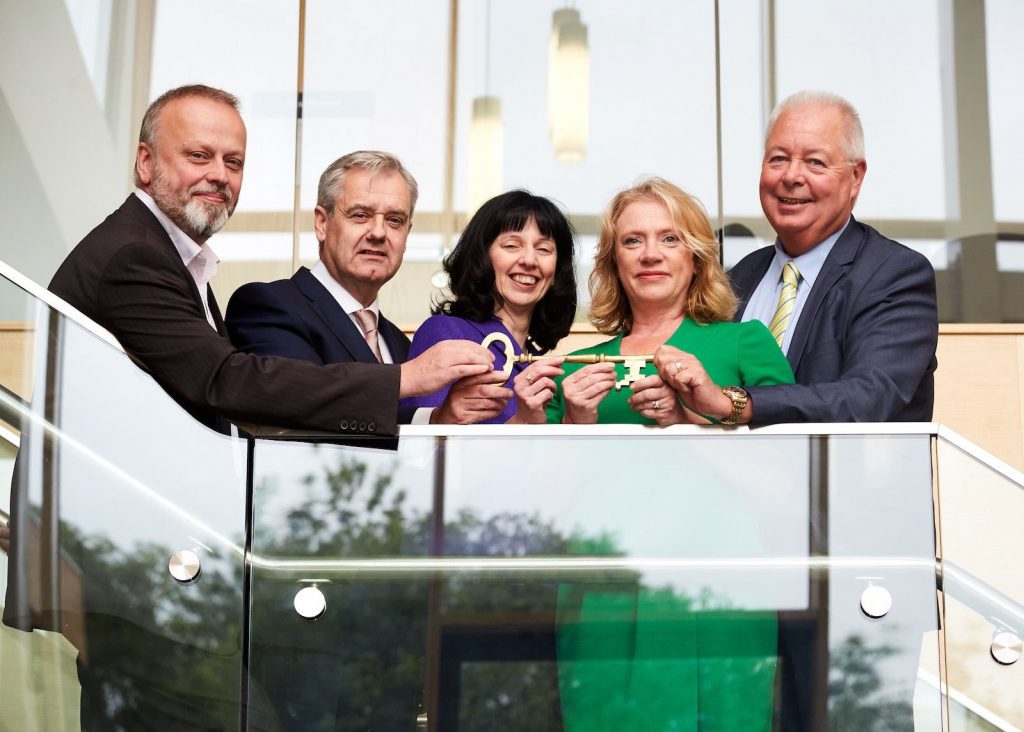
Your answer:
227;151;510;424
672;90;938;425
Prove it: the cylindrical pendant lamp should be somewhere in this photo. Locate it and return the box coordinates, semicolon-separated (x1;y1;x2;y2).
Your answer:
469;95;503;215
548;8;589;163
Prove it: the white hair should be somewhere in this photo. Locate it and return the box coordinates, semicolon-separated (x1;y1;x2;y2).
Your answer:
765;90;865;162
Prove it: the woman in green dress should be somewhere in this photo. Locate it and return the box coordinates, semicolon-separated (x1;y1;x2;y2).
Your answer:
547;178;794;731
546;177;793;425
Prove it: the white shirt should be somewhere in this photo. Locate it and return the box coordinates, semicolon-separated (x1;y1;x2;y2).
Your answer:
309;260;394;364
134;189;220;331
740;218;851;355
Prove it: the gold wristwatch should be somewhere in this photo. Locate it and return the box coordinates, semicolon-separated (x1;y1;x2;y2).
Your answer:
720;386;749;425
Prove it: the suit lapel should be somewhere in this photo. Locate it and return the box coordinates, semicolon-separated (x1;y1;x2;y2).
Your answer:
123;195;215;326
293;267;376;362
378;316;410;362
730;247;775;319
208;287;228;337
785;219;863;373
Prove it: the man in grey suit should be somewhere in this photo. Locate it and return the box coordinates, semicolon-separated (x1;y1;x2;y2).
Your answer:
660;90;938;425
722;91;938;731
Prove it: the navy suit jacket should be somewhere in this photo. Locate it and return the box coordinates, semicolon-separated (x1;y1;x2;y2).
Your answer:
728;217;938;424
226;267;416;423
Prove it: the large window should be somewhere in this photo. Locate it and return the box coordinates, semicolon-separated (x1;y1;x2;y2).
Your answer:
2;1;1022;323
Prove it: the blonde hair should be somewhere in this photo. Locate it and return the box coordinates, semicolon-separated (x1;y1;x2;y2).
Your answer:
589;177;737;334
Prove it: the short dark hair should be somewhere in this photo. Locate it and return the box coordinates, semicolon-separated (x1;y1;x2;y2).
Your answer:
437;190;577;353
135;85;240;186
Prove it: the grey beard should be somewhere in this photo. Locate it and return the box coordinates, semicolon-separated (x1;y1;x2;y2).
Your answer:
183;196;230;240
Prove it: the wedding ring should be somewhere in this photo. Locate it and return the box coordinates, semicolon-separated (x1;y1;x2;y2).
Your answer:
525;374;534;384
653;400;660;409
673;360;683;375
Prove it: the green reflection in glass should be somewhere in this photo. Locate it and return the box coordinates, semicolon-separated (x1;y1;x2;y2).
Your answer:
252;452;787;730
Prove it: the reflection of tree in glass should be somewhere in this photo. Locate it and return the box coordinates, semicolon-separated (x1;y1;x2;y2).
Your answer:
257;455;784;731
828;634;914;730
445;526;641;731
437;513;594;732
56;522;245;730
271;458;409;556
252;456;586;731
249;456;425;731
263;456;784;731
43;452;784;731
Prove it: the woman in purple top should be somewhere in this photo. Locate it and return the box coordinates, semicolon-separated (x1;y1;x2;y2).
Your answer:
403;190;578;423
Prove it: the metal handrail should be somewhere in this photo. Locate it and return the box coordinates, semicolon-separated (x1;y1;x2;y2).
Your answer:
0;382;26;440
941;560;1024;636
0;258;123;352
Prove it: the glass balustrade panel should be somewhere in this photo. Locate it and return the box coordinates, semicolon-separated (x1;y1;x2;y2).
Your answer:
0;272;250;731
936;436;1024;729
249;430;941;730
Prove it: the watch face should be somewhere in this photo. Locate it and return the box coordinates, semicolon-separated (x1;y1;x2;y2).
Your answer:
720;386;748;425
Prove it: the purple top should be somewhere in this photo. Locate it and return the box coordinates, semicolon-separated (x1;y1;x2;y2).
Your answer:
401;314;529;424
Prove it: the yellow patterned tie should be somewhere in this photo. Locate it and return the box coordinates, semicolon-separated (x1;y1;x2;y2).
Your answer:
768;261;800;346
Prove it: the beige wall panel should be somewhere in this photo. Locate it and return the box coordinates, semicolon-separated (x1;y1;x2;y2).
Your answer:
934;329;1024;470
0;321;33;400
935;439;1024;726
211;261;292;311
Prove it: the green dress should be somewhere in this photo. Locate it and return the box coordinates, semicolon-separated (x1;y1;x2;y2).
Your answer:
546;318;794;424
548;318;794;731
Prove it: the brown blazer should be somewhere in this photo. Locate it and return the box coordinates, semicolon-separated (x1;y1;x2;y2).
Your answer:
49;194;400;435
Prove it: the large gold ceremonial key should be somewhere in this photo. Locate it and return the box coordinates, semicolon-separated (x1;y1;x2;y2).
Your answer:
481;332;653;390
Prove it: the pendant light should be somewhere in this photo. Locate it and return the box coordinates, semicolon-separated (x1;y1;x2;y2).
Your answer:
468;0;503;214
548;6;589;163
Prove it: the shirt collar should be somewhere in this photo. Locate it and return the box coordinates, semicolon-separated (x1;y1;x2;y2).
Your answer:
310;260;380;317
134;188;221;270
768;216;851;288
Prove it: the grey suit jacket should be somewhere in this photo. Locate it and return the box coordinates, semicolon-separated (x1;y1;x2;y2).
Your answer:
48;194;400;435
728;217;938;424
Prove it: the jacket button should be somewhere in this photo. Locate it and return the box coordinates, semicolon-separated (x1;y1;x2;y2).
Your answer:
349;421;358;431
367;423;376;433
339;420;349;430
358;421;367;432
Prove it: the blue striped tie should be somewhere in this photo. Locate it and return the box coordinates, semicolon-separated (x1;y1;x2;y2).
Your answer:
768;261;800;346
